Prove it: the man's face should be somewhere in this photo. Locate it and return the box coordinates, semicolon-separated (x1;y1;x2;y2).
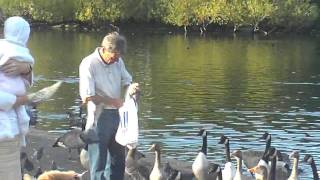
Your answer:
102;48;120;64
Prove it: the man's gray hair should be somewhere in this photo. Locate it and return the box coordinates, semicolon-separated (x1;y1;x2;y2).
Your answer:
101;32;127;54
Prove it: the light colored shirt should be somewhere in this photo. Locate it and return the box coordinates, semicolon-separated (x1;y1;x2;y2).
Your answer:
79;48;132;129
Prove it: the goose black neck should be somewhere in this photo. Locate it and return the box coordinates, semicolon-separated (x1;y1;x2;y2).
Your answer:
269;156;277;180
217;169;223;180
225;141;231;162
261;152;269;164
311;160;319;180
202;135;207;155
264;136;271;154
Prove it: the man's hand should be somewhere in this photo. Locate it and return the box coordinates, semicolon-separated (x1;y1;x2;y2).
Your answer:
13;95;29;108
127;83;140;96
0;59;31;76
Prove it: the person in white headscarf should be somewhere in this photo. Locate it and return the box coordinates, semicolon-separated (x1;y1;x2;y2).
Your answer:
0;16;34;180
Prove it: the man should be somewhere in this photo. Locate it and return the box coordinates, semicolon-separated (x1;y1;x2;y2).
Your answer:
79;32;139;180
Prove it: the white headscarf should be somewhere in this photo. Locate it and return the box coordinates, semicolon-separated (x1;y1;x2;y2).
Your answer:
4;16;30;47
0;16;33;66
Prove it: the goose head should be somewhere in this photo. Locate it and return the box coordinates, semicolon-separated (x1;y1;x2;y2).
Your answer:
231;149;242;160
304;154;319;180
261;132;271;151
148;143;161;152
218;135;229;145
289;151;299;160
304;154;314;164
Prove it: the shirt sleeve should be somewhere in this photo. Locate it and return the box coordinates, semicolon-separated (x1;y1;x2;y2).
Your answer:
119;58;132;86
79;59;95;102
0;90;17;111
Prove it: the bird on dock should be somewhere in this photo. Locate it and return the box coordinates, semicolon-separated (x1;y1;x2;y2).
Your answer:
52;128;86;159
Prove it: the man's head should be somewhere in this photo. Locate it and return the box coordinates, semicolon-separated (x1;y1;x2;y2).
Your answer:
100;32;126;64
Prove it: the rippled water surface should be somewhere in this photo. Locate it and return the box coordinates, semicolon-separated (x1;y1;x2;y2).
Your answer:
28;30;320;179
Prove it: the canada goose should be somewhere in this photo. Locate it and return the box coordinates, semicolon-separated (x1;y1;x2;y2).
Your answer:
286;151;299;180
192;129;218;180
52;128;86;159
125;147;150;180
303;154;319;180
231;150;254;180
149;143;180;180
242;132;290;170
218;135;236;180
242;132;272;169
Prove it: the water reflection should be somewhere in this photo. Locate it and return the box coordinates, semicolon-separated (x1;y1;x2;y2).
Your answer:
28;31;320;179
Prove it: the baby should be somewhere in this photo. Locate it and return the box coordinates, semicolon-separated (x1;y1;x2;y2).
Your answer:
0;16;34;145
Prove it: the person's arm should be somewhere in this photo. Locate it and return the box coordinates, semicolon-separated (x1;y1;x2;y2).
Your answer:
0;90;29;110
0;59;33;86
79;60;95;104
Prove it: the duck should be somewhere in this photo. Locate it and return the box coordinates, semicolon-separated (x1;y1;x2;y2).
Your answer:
303;154;319;180
52;128;86;159
218;135;236;180
149;143;180;180
249;147;289;180
125;147;150;180
231;150;254;180
192;129;218;180
252;165;268;180
287;151;300;180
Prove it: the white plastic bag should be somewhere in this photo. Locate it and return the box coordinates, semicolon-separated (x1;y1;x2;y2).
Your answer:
116;93;139;148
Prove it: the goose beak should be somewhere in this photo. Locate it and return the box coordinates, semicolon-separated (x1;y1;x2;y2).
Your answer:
76;170;88;178
148;144;156;151
248;166;258;174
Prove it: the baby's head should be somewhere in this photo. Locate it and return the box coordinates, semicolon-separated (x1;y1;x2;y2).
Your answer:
4;16;30;46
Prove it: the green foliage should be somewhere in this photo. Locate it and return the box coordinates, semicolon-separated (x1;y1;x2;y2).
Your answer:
271;0;318;30
245;0;274;27
0;0;318;32
160;0;197;27
75;0;121;25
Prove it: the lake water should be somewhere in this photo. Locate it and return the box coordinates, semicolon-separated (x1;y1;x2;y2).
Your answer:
28;29;320;179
